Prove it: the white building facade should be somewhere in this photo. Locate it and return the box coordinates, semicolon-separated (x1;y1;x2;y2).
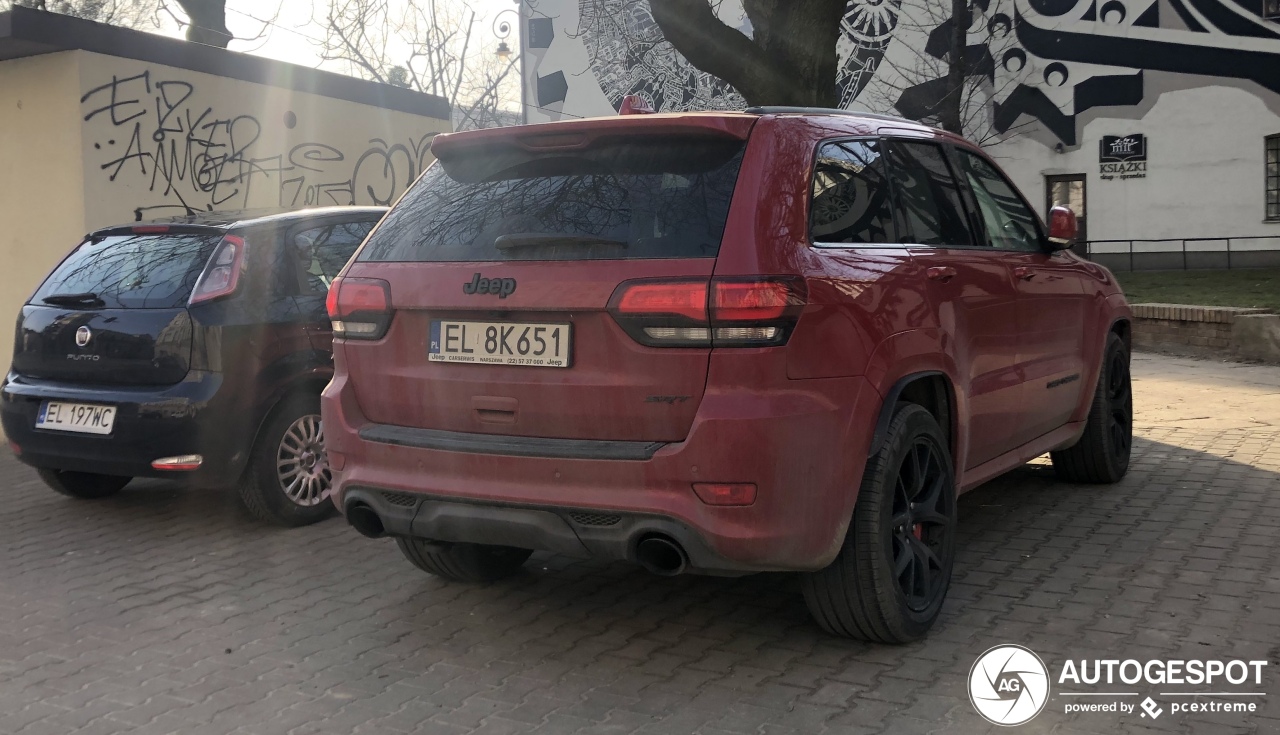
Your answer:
518;0;1280;271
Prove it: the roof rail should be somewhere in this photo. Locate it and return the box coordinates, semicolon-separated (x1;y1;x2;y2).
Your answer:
743;106;928;126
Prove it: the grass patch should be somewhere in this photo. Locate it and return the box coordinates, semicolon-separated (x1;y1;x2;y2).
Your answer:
1114;268;1280;312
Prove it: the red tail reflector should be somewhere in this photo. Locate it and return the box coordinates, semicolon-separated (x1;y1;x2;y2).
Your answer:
328;277;392;340
693;483;757;506
712;279;803;321
189;235;246;305
152;454;203;471
8;441;20;456
619;95;656;115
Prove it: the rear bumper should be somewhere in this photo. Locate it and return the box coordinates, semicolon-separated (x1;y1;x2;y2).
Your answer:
1;371;244;484
323;366;880;574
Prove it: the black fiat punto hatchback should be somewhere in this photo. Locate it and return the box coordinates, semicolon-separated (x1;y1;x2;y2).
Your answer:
2;206;386;526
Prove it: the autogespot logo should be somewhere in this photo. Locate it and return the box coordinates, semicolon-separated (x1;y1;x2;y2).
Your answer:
969;645;1051;726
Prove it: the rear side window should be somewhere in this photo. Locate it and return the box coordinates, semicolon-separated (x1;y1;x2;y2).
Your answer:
294;221;377;293
358;136;746;262
810;140;896;244
33;233;223;309
886;141;975;247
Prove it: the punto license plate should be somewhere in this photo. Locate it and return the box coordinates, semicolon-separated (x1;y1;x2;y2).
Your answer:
429;320;571;368
36;401;117;435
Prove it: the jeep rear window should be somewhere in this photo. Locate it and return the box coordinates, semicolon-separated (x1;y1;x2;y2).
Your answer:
357;136;746;262
33;233;223;309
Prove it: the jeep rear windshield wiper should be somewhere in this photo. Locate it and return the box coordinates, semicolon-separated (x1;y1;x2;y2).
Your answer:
42;292;106;308
494;233;628;251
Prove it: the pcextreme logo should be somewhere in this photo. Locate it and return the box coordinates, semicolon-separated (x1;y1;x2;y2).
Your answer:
969;646;1270;726
969;645;1051;726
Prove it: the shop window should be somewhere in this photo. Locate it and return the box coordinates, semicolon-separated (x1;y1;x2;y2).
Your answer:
1268;135;1280;221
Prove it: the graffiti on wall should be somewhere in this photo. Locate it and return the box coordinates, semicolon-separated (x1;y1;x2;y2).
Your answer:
524;0;1280;147
81;70;438;220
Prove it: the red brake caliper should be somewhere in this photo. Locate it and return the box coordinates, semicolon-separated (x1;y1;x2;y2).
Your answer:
912;523;924;540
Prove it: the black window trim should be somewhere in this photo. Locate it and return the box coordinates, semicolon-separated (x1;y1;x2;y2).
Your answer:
1266;134;1280;223
808;135;903;249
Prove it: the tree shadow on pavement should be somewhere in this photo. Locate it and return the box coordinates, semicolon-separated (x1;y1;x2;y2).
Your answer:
2;431;1277;734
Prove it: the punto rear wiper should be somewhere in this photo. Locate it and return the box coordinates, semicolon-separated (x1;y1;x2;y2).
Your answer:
494;233;628;251
42;292;106;308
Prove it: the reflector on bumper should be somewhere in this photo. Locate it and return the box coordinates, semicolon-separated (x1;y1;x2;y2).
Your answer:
151;454;203;471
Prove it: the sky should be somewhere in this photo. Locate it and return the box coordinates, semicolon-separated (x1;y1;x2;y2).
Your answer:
153;0;524;108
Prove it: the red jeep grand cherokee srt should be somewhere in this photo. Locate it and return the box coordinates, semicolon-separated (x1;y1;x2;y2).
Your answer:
321;108;1132;643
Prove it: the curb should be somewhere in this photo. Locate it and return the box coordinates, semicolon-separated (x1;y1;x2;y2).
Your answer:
1131;303;1280;364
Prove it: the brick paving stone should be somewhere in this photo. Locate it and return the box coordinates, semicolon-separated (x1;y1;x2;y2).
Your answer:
1;355;1278;734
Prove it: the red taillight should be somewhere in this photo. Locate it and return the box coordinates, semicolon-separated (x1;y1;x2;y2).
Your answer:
329;277;392;340
608;277;806;348
613;281;708;322
189;235;246;305
692;483;757;506
131;225;170;234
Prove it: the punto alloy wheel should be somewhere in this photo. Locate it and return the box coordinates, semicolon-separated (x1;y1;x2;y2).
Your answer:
277;414;330;507
803;402;957;643
1050;332;1132;484
239;395;336;527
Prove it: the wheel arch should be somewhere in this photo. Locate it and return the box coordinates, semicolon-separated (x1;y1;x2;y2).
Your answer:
868;371;958;468
246;375;331;470
1111;317;1131;350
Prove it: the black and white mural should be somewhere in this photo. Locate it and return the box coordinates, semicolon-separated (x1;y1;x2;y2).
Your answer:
521;0;1280;149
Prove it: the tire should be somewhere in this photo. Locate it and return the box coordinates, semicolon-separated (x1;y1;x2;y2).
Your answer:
238;395;336;527
396;537;532;582
37;468;130;499
1050;332;1132;484
802;403;957;643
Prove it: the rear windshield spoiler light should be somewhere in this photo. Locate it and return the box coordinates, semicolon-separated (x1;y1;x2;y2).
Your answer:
90;224;226;239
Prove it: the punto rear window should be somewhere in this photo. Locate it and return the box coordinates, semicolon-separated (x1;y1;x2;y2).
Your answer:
33;233;223;309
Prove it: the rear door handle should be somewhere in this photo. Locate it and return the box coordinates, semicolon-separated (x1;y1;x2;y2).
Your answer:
926;266;957;282
1013;266;1036;281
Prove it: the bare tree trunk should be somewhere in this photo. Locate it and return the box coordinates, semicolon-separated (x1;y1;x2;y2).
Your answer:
938;0;967;134
174;0;230;48
649;0;846;107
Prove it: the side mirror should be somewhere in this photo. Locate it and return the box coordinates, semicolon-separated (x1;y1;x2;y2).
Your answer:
1047;206;1078;251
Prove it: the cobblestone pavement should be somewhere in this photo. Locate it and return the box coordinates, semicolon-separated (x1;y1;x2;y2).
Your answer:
2;354;1278;735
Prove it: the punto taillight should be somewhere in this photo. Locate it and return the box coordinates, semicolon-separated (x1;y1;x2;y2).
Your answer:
328;277;392;340
189;235;246;305
608;277;806;348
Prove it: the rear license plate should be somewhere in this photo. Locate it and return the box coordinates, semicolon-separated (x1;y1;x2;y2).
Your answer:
429;320;571;368
36;401;117;435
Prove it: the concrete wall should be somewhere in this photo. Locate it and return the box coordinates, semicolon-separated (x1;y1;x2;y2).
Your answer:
989;84;1280;244
519;0;1280;251
0;53;89;386
75;51;448;231
0;48;451;385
